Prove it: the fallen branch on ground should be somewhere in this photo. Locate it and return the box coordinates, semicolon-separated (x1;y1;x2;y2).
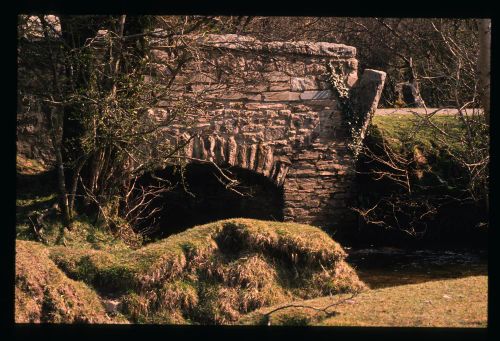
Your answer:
262;293;359;325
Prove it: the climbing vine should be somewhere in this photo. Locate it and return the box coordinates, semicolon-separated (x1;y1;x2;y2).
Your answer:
326;61;365;158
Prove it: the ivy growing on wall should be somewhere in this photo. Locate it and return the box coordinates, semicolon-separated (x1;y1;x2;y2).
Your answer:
326;61;365;159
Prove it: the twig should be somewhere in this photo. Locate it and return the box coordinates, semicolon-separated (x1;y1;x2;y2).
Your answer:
262;293;358;326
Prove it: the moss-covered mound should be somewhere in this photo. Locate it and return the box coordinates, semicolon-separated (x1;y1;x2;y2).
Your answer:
15;240;118;323
45;218;366;324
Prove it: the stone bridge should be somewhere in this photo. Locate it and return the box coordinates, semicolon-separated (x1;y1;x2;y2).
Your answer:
148;34;386;230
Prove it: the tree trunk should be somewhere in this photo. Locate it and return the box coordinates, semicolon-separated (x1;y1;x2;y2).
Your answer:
39;16;72;227
47;107;71;227
478;19;491;124
68;156;87;215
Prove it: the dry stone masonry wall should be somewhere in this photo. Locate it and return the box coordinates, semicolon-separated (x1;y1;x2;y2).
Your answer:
149;34;386;230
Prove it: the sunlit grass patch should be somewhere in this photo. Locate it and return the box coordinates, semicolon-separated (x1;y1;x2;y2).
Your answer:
240;275;487;327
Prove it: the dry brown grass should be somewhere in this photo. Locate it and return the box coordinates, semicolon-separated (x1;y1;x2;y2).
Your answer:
22;218;366;324
16;155;49;175
239;275;488;327
15;240;128;324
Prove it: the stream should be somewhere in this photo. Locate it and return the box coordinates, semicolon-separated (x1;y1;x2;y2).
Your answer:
345;247;488;289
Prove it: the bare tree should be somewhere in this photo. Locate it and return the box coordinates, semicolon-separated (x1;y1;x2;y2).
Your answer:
18;15;247;240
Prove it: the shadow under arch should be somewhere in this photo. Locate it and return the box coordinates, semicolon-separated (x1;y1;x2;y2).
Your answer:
134;163;285;240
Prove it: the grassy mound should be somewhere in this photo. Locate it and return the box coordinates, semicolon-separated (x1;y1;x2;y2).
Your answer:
15;240;126;323
368;113;469;194
351;112;488;243
46;218;366;324
239;275;487;327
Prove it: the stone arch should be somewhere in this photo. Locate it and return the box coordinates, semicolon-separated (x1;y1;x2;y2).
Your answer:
182;133;291;186
135;161;285;239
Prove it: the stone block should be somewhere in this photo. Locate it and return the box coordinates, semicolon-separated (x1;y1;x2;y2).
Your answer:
318;171;336;176
265;126;286;140
214;136;225;164
273;162;290;186
263;91;301;102
269;83;291;91
242;132;264;143
291;169;316;177
208;92;261;101
244;103;287;110
346;70;358;88
237;144;248;168
300;90;334;100
290;104;312;112
191;73;217;83
296;150;319;161
301;200;321;208
291;76;319;91
304;63;327;75
265;110;279;118
226;136;238;166
244;84;269;93
303;99;337;108
248;144;258;170
266;71;290;82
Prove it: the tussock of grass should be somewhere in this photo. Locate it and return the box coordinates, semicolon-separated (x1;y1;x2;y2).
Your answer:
42;218;366;324
15;240;126;324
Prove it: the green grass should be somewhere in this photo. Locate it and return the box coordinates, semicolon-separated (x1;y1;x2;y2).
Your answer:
370;113;470;173
239;275;487;327
16;218;366;324
371;113;467;152
16;193;57;208
369;114;469;185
